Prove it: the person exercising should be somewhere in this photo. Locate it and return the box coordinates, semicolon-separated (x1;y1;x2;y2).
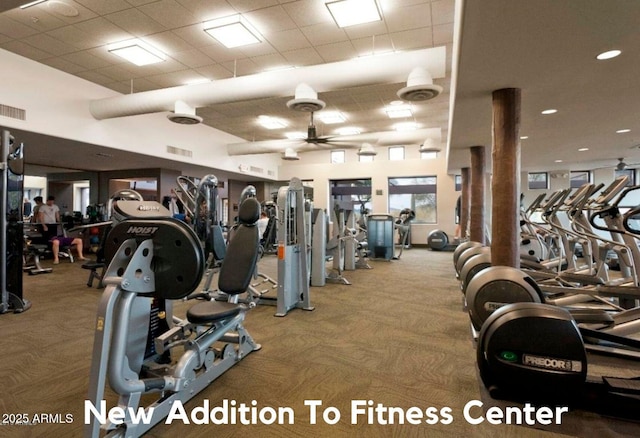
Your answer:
38;195;60;242
49;235;87;264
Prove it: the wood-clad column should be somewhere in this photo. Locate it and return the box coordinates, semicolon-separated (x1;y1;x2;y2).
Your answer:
491;88;521;268
469;146;486;244
460;167;470;239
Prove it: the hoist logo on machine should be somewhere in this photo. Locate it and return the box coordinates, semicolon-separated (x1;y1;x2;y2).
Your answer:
126;226;159;236
137;205;161;212
522;354;582;372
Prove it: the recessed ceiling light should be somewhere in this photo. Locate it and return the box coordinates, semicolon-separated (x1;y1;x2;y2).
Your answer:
541;109;557;115
616;129;631;134
520;136;529;140
326;0;382;28
385;104;413;119
317;111;346;124
394;122;419;131
258;115;286;129
107;39;166;66
596;49;621;60
578;147;589;152
20;0;46;8
285;131;307;140
555;159;563;163
336;127;361;136
203;15;262;48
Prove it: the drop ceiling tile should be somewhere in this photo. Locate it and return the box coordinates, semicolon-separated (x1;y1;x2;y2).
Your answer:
267;28;311;52
39;1;98;25
143;58;190;74
199;43;241;64
147;69;201;87
127;77;165;92
0;16;40;39
390;27;433;50
315;41;357;63
220;57;260;76
244;5;297;34
299;22;348;46
3;6;67;32
104;8;167;36
74;70;116;86
172;23;215;48
104;81;130;94
282;0;332;27
351;34;394;57
343;20;388;40
247;52;288;70
94;64;141;81
171;48;215;68
237;40;278;58
225;0;280;13
144;30;193;54
22;33;78;56
60;50;113;69
46;24;103;50
385;3;431;33
38;56;86;74
73;17;133;46
1;40;50;60
176;0;234;19
194;63;234;80
74;0;133;15
280;47;323;66
433;23;453;46
126;0;161;6
138;0;200;28
431;0;455;25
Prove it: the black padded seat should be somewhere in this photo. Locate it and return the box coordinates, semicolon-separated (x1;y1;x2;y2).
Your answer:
187;301;242;324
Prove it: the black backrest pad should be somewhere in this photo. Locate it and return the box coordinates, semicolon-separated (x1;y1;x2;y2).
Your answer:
238;197;261;225
105;218;205;299
219;198;260;294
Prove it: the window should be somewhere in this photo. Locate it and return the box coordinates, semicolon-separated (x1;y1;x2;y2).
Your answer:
330;150;345;163
388;146;404;161
570;170;591;189
454;175;462;192
388;176;437;223
614;168;635;186
330;179;372;222
528;172;548;190
359;154;374;163
421;151;437;160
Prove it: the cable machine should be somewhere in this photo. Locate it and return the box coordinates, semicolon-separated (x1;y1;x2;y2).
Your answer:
276;177;314;316
1;129;30;314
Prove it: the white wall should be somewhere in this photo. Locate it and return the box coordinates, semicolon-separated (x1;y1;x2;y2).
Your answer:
278;145;459;245
0;48;280;180
24;175;47;199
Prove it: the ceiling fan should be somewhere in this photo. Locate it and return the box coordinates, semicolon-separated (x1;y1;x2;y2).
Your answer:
591;157;640;171
226;83;439;156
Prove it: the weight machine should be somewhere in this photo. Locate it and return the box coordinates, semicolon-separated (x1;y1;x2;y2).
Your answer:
1;129;30;314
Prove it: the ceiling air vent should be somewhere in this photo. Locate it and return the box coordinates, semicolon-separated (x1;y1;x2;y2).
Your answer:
250;166;264;174
0;104;26;121
166;145;193;158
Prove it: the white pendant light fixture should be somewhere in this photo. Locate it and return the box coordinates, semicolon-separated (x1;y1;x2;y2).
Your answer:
397;67;443;101
167;100;202;125
286;83;326;112
419;138;441;153
282;148;300;160
357;143;377;156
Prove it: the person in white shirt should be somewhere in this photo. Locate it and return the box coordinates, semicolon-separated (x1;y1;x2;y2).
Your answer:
38;195;60;241
256;212;269;242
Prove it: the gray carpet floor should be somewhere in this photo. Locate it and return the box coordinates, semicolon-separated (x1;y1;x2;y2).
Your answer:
1;247;639;437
